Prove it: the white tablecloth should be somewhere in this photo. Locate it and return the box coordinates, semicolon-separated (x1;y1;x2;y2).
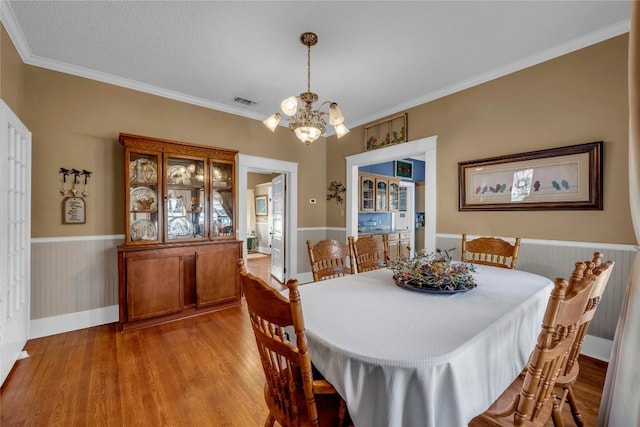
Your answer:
293;266;553;427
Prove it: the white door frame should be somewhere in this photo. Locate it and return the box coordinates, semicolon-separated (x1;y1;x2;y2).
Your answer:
346;135;437;253
237;154;298;282
398;181;415;253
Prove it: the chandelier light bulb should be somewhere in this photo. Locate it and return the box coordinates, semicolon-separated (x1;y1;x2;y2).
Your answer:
280;96;298;116
334;123;350;139
329;103;345;126
263;113;281;132
294;126;322;145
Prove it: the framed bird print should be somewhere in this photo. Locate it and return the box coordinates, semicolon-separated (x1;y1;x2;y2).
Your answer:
458;141;603;211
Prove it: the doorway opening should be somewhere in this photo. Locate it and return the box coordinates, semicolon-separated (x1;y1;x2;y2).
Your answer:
237;154;299;283
345;136;437;253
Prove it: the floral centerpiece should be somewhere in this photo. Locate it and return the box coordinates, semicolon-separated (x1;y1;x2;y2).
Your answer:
388;248;477;292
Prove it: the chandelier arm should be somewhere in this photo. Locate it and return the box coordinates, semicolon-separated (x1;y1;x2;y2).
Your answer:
317;100;332;111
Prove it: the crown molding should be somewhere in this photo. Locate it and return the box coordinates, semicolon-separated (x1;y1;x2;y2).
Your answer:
2;1;630;130
352;19;631;129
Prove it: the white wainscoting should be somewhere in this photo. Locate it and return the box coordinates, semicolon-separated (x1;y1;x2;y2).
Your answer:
438;234;635;361
30;231;631;361
30;235;122;338
255;221;271;254
297;227;337;284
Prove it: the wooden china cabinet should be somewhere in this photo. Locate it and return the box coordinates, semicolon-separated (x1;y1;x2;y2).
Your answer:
117;133;242;331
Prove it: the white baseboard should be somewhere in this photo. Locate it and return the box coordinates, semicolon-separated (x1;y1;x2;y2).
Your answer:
30;305;119;339
581;334;612;362
296;272;314;285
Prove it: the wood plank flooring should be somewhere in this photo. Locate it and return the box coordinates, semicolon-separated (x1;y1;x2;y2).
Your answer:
1;256;608;426
246;253;285;290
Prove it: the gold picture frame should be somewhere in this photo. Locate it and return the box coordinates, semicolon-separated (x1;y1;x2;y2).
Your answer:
458;141;603;211
364;113;407;151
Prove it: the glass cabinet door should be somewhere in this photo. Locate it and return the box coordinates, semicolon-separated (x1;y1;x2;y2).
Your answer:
360;176;375;211
389;181;400;211
211;161;234;238
165;155;206;241
127;151;161;244
376;179;388;211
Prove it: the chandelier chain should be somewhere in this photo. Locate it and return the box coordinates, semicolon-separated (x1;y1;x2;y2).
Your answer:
307;42;311;94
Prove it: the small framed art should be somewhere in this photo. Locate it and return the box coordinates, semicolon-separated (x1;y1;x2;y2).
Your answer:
255;195;268;216
63;196;86;224
394;160;413;179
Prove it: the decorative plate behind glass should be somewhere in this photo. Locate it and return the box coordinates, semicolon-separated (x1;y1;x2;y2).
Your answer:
169;217;194;238
130;219;157;241
130;186;157;211
129;159;157;183
167;165;192;185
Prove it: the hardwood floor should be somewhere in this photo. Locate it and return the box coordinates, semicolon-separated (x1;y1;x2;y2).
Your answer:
246;253;285;290
1;258;608;426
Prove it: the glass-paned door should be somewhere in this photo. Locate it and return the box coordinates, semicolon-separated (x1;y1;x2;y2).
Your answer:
128;151;161;244
389;181;400;211
376;179;388;211
211;161;234;238
165;155;206;240
360;176;375;211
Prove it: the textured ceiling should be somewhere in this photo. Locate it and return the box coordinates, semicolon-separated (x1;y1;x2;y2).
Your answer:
2;1;631;133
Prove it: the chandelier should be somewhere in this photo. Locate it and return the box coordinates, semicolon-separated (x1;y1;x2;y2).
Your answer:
263;32;349;145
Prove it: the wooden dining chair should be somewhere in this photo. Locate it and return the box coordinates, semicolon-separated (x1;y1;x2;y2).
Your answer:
307;239;354;282
474;261;597;426
348;235;388;273
237;259;349;427
555;252;614;427
461;233;521;269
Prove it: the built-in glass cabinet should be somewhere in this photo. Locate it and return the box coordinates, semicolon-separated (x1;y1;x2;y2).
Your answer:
118;133;241;332
359;172;400;212
121;134;237;245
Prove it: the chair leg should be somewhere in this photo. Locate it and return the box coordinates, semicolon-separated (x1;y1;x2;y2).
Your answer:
566;386;585;427
552;399;565;427
264;415;276;427
338;399;347;426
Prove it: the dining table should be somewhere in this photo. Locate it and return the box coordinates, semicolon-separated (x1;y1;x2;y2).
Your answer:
293;265;554;427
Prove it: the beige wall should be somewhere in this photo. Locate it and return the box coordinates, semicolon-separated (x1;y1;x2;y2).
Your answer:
18;62;327;237
2;24;632;245
247;172;278;188
1;25;25;116
327;34;633;245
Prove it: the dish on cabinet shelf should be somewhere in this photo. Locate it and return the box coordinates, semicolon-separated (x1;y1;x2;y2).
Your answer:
167;165;192;185
129;159;157;183
130;186;157;211
130;219;157;241
169;217;194;238
212;166;224;181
